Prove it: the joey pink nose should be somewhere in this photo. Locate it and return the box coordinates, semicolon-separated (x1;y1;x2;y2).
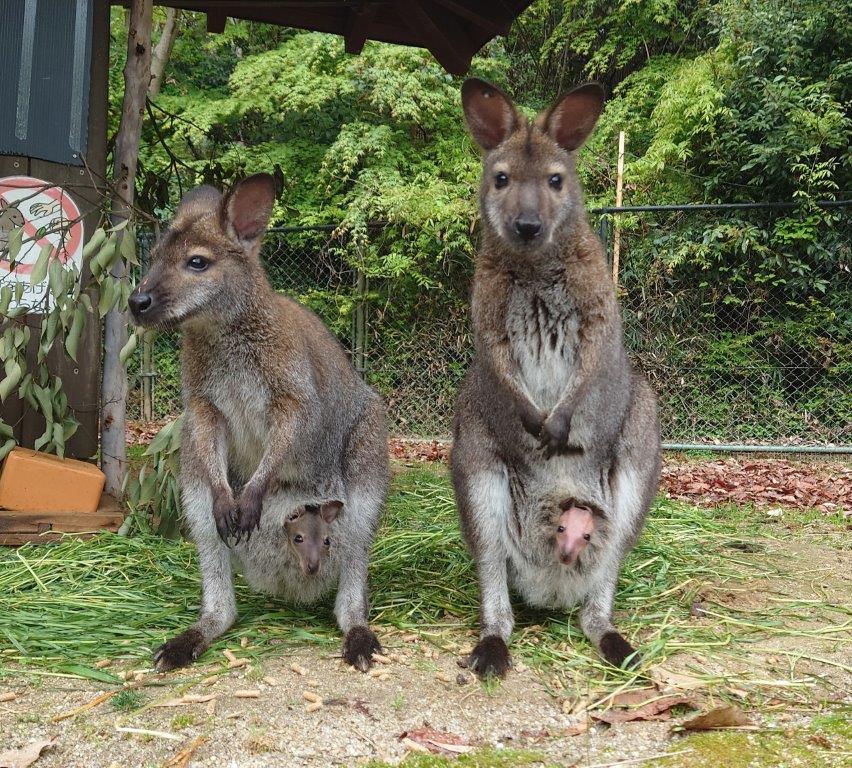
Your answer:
514;217;542;241
307;562;319;575
129;291;152;317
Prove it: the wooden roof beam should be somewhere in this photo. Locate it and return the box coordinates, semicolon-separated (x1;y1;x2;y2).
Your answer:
429;0;513;36
345;2;376;55
206;9;226;33
397;0;472;75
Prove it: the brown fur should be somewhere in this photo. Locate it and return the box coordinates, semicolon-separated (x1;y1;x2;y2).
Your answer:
452;80;661;677
132;174;389;673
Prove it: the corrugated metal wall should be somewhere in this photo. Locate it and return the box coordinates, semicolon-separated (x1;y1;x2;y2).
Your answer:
0;0;93;166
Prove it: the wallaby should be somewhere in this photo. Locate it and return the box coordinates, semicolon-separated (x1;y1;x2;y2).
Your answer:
451;79;661;677
128;174;389;673
553;499;597;567
285;501;343;577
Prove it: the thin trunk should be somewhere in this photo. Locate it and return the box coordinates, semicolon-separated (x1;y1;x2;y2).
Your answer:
101;0;152;498
148;8;180;99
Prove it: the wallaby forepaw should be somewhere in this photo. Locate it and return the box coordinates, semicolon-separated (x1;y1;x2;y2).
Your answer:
539;409;574;457
212;489;238;542
599;631;640;669
233;487;264;542
469;635;512;679
342;626;381;672
153;628;208;672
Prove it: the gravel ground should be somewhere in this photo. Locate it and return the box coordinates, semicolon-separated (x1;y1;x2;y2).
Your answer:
2;519;849;767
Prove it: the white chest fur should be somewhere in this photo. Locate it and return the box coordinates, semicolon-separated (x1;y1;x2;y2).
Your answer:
506;286;579;411
205;353;270;476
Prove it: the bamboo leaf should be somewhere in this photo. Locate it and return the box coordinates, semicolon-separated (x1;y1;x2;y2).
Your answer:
0;437;16;462
119;332;138;366
82;228;107;259
65;305;87;361
30;243;53;285
0;361;23;401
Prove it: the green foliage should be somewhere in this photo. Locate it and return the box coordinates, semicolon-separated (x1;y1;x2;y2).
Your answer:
0;223;140;460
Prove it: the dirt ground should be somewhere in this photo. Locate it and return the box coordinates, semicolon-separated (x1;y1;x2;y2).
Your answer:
1;524;849;768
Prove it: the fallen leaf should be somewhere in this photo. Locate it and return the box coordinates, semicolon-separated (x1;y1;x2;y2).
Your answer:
0;739;56;768
649;667;708;691
593;695;692;724
564;721;590;737
681;705;754;731
608;688;660;708
399;727;473;755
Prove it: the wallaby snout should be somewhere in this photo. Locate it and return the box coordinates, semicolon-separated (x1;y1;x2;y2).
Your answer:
514;214;542;242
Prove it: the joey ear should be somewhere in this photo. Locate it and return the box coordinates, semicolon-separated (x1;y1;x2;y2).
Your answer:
173;185;221;225
220;173;276;245
286;506;306;524
320;500;343;524
542;83;605;152
461;78;519;151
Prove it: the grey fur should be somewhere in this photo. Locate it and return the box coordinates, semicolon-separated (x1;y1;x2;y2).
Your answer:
130;174;389;673
452;81;661;676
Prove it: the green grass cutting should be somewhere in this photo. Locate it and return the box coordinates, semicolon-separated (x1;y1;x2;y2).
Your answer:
2;466;848;699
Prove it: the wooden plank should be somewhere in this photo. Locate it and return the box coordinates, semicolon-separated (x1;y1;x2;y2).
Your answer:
397;0;474;75
0;531;105;546
0;511;124;533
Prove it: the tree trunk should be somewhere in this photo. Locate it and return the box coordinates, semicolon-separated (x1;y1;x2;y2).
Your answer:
148;8;180;99
101;0;153;498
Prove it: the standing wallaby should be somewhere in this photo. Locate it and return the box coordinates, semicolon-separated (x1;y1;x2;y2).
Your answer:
451;80;661;677
129;174;389;672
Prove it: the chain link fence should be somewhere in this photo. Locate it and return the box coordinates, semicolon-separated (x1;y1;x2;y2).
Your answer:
129;204;851;451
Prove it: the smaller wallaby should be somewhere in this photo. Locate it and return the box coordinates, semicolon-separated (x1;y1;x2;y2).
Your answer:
553;499;598;567
129;174;389;674
285;501;343;577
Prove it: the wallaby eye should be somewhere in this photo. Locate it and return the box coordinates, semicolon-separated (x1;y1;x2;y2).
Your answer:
323;537;331;547
293;534;304;544
583;533;591;541
494;172;509;189
186;255;209;272
549;173;563;190
557;525;565;533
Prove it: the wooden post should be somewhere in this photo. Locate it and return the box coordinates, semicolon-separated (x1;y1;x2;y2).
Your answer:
101;0;153;498
353;267;367;376
612;130;626;285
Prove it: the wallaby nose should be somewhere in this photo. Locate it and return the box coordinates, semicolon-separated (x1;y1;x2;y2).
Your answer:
129;291;152;318
514;217;542;241
306;561;319;576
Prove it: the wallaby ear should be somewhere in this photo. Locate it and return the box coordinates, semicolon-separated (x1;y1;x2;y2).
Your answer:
173;185;221;226
320;500;343;524
285;506;306;525
542;83;605;152
461;78;519;151
220;173;276;245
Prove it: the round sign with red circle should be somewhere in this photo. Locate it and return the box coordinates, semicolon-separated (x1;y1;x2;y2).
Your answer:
0;175;85;304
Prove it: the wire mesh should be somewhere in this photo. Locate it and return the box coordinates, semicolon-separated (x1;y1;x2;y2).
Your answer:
128;207;851;450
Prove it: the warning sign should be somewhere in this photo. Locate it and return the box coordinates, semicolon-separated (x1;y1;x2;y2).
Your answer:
0;176;85;307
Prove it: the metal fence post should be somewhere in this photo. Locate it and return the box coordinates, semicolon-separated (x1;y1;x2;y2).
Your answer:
353;267;367;377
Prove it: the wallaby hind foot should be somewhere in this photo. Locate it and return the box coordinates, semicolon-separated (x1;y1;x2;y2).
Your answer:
599;631;640;669
342;626;382;672
153;628;208;672
468;635;512;679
